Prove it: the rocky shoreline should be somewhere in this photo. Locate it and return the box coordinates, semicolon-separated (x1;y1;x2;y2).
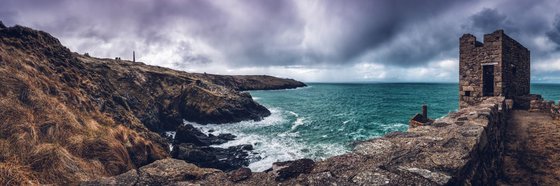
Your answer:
171;124;255;171
0;23;305;185
83;97;512;185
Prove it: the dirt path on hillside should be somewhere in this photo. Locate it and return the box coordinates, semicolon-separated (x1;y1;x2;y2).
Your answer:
499;110;560;185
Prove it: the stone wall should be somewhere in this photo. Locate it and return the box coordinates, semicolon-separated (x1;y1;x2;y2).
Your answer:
459;30;530;108
349;97;510;185
528;95;560;119
502;33;530;98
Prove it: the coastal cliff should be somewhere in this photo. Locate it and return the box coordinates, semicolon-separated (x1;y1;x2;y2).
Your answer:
0;23;305;185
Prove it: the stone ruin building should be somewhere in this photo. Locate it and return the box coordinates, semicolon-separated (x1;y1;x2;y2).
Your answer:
411;29;533;127
459;30;530;108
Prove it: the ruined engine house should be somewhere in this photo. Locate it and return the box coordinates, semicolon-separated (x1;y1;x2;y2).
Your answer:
459;30;530;108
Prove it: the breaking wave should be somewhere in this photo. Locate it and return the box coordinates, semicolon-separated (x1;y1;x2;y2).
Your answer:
188;107;348;171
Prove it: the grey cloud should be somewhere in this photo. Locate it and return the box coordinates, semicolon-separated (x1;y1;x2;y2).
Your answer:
2;0;560;81
1;0;470;67
546;15;560;49
468;8;518;34
174;42;212;68
296;0;468;66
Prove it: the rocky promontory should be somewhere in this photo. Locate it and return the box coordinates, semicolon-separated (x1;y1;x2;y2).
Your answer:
195;74;307;91
0;23;305;185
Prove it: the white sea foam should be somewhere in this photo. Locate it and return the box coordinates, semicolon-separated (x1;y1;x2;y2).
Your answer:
249;85;311;93
164;131;177;151
186;107;348;172
349;128;368;141
165;131;176;139
188;108;285;130
338;126;345;131
291;117;305;130
286;110;308;131
295;85;311;90
381;123;407;133
287;111;298;117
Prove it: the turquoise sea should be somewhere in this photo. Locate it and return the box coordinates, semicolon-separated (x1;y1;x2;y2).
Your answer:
190;83;560;171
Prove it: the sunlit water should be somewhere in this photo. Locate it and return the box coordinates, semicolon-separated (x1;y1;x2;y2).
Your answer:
188;83;560;171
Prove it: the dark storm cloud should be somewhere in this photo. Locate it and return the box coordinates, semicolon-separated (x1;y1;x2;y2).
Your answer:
296;0;467;66
547;15;560;49
2;0;560;81
0;0;468;67
468;8;518;34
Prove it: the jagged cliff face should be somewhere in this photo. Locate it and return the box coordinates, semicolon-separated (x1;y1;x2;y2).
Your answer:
0;24;304;184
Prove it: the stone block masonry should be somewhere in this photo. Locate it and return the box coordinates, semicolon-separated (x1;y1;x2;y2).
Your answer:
459;30;530;108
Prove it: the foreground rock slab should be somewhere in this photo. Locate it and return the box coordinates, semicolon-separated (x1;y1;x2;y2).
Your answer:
80;158;220;185
270;159;315;181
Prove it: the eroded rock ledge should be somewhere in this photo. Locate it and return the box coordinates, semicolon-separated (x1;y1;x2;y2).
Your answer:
87;97;510;185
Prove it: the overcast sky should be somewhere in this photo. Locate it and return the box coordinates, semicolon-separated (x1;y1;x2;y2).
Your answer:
2;0;560;82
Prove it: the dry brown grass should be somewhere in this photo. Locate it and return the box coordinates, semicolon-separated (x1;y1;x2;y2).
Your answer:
0;33;168;184
0;162;37;185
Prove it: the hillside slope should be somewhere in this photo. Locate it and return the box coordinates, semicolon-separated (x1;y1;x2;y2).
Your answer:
0;23;305;185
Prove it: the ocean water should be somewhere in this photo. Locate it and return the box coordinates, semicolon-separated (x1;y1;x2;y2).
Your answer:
190;83;560;171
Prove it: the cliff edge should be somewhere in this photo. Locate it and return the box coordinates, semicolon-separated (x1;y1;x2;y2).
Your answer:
0;24;305;185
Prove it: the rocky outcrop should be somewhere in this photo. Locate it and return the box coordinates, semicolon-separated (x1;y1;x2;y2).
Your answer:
0;23;304;185
174;124;232;146
171;124;253;171
228;167;252;182
90;97;511;185
79;56;271;129
176;83;271;124
195;74;306;91
270;159;315;181
171;143;253;171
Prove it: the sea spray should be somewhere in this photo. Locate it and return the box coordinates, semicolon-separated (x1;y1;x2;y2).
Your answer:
188;107;348;171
